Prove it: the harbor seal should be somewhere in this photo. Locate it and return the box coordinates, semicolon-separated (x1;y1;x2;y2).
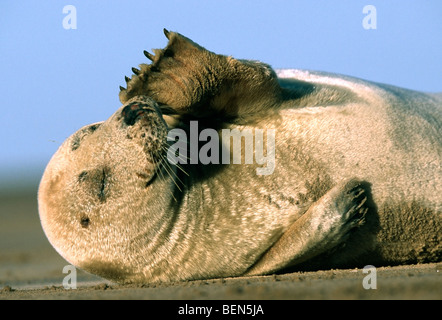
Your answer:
38;30;441;284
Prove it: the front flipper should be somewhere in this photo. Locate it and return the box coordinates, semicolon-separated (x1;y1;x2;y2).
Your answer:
244;179;368;276
120;29;282;119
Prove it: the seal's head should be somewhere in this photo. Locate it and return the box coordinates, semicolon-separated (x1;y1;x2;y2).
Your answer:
38;96;173;282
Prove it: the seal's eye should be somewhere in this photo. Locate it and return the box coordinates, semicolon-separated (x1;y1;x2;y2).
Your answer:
77;167;111;202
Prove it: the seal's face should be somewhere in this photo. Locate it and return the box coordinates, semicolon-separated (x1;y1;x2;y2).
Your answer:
38;96;171;280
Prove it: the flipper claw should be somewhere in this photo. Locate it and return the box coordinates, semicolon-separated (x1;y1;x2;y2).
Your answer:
144;50;154;61
163;28;170;39
132;67;140;75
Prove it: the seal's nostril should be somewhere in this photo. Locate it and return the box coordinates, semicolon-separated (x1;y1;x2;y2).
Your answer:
122;103;154;126
123;103;142;125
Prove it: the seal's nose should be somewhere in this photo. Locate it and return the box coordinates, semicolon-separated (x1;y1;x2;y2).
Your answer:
122;102;154;126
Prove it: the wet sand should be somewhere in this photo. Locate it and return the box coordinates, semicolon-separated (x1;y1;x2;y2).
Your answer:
1;190;441;300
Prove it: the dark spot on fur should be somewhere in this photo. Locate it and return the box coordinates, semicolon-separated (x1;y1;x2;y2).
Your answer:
71;123;102;151
71;136;81;151
264;193;301;210
78;171;88;182
88;124;101;132
80;216;90;228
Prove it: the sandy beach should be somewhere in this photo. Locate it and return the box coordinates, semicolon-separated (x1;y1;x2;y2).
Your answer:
1;188;441;300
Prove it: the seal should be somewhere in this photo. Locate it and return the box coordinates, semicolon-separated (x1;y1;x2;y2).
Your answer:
38;30;441;284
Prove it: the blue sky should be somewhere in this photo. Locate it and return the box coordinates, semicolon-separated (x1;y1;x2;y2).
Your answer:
0;0;441;187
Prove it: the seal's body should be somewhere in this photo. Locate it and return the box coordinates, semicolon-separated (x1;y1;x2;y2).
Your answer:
39;31;441;284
